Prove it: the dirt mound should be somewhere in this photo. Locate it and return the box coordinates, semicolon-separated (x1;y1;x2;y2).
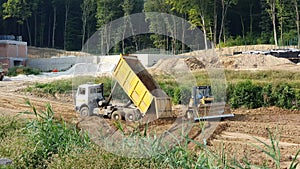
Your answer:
184;57;205;70
179;45;298;70
28;47;92;58
220;54;294;69
150;57;184;73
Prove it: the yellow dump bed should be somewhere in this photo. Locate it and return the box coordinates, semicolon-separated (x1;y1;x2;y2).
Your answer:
113;55;172;118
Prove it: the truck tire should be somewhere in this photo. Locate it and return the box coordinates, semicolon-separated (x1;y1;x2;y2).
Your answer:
125;110;141;122
125;112;135;122
80;106;90;117
111;111;122;120
186;110;195;119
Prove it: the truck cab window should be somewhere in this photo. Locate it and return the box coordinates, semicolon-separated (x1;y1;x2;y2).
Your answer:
79;88;86;95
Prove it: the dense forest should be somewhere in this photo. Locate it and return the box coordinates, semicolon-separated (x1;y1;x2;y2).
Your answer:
0;0;299;54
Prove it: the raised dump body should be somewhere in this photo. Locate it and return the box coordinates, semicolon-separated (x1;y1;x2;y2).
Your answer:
113;55;172;118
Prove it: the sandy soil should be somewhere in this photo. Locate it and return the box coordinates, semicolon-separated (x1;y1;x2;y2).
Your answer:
1;79;298;167
0;81;77;123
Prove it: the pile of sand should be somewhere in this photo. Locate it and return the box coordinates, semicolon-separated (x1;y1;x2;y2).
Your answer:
184;57;206;70
220;54;294;69
152;45;296;71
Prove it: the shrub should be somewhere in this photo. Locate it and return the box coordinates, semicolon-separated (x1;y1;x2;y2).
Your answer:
20;101;90;168
229;80;263;109
173;86;190;105
29;80;72;96
273;84;296;109
8;66;40;76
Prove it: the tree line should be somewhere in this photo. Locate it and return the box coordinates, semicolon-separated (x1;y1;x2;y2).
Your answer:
0;0;299;53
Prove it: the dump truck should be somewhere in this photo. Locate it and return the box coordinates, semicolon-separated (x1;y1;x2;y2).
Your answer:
186;86;234;121
75;55;172;121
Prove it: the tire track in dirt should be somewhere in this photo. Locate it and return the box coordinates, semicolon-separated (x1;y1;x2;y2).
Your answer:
206;108;300;167
0;89;77;122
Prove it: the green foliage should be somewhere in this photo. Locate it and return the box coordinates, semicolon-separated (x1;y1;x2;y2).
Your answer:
2;0;32;24
31;80;72;95
228;79;299;110
273;84;296;109
173;86;190;105
252;128;281;169
229;80;263;109
0;116;23;139
20;101;90;168
8;66;40;76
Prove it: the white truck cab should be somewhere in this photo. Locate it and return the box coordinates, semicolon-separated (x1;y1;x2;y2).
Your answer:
75;83;104;116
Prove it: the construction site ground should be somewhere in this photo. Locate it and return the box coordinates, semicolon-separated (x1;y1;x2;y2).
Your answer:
1;76;299;167
1;45;300;167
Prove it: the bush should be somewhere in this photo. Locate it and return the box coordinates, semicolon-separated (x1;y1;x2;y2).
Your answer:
8;66;40;76
228;80;299;110
20;101;90;168
33;80;72;95
173;86;190;105
229;80;263;109
273;84;296;109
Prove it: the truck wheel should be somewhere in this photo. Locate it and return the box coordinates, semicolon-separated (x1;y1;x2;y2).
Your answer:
80;107;90;117
111;111;122;120
186;110;194;119
125;112;135;122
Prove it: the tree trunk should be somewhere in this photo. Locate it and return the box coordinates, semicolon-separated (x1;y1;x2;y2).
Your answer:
280;16;283;46
82;2;87;49
272;3;278;46
48;16;51;47
34;14;37;46
201;15;208;50
218;0;225;47
122;18;127;54
127;16;138;52
26;19;32;46
181;14;185;53
294;0;300;47
40;22;44;47
249;3;253;35
240;15;245;42
52;7;57;48
82;17;86;49
213;0;217;45
64;2;69;50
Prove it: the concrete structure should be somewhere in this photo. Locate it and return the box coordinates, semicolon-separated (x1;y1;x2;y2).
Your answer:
0;40;27;69
27;56;95;72
27;54;175;72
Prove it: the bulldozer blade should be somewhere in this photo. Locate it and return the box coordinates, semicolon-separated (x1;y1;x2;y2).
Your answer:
194;113;234;121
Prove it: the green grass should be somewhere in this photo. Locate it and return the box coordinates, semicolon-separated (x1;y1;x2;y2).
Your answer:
25;79;72;96
8;66;40;76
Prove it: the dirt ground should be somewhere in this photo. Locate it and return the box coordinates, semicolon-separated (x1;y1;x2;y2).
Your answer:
0;79;299;167
2;45;300;167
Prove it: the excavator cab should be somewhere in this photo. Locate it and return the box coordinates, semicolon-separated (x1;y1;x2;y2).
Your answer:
190;86;214;107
